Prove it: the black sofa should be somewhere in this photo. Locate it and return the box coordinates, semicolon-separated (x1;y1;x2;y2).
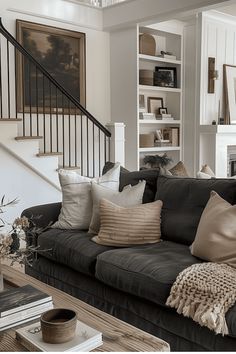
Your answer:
22;169;236;351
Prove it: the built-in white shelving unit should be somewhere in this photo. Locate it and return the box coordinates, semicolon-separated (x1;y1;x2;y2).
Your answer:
109;20;184;171
138;23;183;169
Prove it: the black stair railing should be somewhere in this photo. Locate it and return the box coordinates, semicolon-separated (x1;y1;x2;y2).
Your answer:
0;18;111;177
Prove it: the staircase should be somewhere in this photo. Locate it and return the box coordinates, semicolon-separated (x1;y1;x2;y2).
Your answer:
0;18;111;190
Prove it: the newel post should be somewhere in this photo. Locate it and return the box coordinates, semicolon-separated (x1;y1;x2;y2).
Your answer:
106;122;125;167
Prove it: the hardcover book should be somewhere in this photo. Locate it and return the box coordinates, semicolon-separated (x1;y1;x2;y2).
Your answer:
0;285;52;317
16;320;103;352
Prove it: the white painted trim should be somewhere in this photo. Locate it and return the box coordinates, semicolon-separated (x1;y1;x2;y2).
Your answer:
62;0;102;10
0;143;61;192
203;9;236;25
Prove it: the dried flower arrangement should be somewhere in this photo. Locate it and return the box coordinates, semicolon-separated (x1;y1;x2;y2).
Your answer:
0;196;51;268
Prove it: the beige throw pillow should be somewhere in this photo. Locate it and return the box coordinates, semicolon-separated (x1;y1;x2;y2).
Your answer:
191;191;236;267
89;181;146;234
201;164;215;177
92;199;163;247
169;161;189;177
52;163;120;230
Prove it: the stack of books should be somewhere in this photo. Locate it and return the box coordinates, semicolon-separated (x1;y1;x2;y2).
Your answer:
16;320;103;352
0;285;53;331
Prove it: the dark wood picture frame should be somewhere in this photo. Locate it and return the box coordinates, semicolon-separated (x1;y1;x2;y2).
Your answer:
154;67;177;88
147;97;163;117
16;20;86;113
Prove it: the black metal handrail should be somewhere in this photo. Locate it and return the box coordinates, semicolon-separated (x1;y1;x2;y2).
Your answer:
0;18;111;177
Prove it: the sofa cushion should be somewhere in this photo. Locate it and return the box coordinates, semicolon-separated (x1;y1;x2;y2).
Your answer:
155;176;236;245
103;162;159;203
37;229;115;276
95;241;201;307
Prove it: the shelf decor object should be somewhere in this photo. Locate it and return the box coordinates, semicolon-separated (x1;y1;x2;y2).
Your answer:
208;57;219;94
154;67;177;88
139;33;156;56
223;64;236;125
147;97;164;117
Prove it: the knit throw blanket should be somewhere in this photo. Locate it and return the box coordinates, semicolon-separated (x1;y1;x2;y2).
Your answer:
166;262;236;336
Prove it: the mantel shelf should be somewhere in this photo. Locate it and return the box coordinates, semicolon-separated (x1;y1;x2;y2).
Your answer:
199;125;236;134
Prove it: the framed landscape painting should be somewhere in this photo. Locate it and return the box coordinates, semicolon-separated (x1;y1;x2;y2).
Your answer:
16;20;86;113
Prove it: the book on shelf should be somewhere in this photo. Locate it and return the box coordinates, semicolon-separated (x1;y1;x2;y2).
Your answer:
156;114;174;120
161;127;180;147
0;285;52;318
0;302;53;331
139;112;156;120
16;320;103;352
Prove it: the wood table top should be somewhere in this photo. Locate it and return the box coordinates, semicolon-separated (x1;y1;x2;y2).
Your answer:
0;265;170;352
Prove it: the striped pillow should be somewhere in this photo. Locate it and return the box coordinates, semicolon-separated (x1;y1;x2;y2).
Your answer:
92;199;163;246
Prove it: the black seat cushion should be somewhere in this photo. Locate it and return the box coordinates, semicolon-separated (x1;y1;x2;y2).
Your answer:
156;176;236;245
103;162;159;203
37;229;115;276
95;241;201;307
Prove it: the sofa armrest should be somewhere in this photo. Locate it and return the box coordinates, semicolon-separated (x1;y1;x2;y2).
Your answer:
21;202;61;229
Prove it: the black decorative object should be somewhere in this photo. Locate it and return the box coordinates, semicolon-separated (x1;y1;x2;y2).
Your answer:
154;67;177;88
143;154;172;169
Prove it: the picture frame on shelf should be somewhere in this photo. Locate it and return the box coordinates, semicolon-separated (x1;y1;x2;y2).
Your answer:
16;20;86;113
159;107;168;115
139;94;145;112
154;67;177;88
223;64;236;124
147;97;164;117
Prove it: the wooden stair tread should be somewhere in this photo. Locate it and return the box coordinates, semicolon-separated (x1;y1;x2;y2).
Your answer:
36;152;63;157
15;136;43;141
0;118;22;122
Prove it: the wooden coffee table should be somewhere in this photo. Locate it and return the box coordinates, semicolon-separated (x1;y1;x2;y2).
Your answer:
0;265;170;352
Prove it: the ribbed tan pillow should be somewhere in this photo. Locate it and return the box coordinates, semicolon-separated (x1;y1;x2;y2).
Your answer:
191;191;236;267
92;199;163;246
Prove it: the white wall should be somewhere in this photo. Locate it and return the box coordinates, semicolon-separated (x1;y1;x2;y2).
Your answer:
200;11;236;125
0;0;111;125
0;147;61;225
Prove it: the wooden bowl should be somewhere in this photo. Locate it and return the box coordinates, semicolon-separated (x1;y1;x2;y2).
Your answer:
41;308;77;344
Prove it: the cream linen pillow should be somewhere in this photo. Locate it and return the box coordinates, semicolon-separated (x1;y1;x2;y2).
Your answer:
92;199;163;246
89;180;146;234
197;171;212;179
191;191;236;267
52;163;120;230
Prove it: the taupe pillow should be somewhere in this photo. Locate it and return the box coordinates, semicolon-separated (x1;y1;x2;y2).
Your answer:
169;161;189;177
93;199;163;246
191;191;236;267
89;181;146;234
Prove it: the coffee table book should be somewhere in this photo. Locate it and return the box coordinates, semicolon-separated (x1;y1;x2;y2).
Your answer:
16;320;103;352
0;284;52;317
0;302;53;331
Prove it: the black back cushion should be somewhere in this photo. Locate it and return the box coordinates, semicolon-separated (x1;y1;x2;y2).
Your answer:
103;162;159;203
156;176;236;245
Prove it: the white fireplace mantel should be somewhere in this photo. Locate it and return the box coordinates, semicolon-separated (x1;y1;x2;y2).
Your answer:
199;125;236;178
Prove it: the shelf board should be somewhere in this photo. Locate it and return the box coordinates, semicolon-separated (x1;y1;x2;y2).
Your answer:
139;85;181;93
139;119;181;125
139;147;181;153
139;54;182;65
